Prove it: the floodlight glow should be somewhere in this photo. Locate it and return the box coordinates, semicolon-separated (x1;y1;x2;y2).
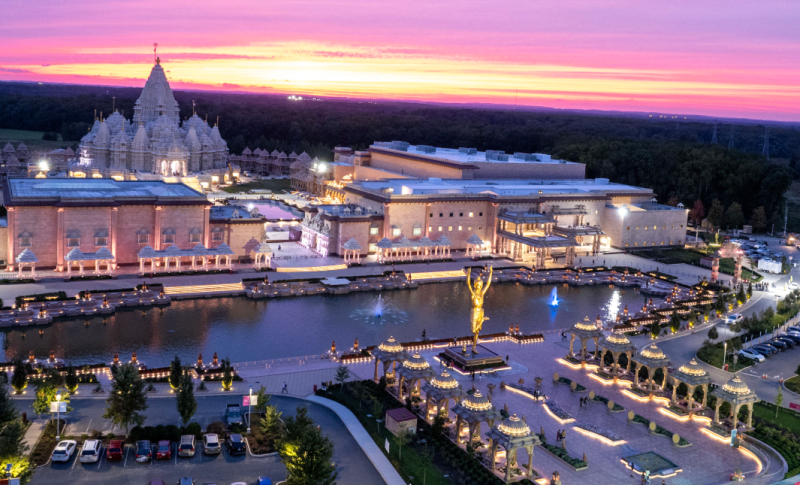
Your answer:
38;161;49;172
618;205;628;217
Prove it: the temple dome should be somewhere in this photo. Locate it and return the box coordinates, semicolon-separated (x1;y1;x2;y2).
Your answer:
497;414;530;437
462;390;492;412
378;336;403;353
722;375;751;395
678;358;707;377
573;316;596;331
640;344;665;360
429;370;458;390
606;332;631;345
402;352;430;370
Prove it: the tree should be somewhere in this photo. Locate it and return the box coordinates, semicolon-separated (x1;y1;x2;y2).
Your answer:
10;361;27;394
751;206;767;233
103;363;148;433
649;322;661;339
280;426;338;485
168;355;183;390
0;419;27;457
334;365;350;391
176;374;197;425
737;286;747;305
64;366;79;394
32;381;70;415
667;196;679;207
747;282;753;299
420;443;434;485
260;404;283;441
393;422;413;460
690;199;705;227
707;199;725;230
725;202;744;230
221;357;234;391
283;406;315;444
707;326;719;341
372;399;384;433
775;385;784;417
0;386;18;426
253;385;270;414
669;311;681;333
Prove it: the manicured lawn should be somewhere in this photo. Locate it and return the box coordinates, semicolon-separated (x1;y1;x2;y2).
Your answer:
696;342;752;372
753;401;800;435
785;375;800;394
221;179;292;194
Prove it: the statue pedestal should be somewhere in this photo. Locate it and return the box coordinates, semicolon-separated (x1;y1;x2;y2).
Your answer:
441;345;505;373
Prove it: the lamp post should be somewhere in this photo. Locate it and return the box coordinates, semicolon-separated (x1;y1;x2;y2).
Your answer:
723;341;727;370
55;390;62;441
247;385;252;434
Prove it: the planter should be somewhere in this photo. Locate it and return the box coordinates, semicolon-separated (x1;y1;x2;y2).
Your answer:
538;442;588;471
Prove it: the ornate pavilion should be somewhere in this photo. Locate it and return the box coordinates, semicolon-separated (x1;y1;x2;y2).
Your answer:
486;414;540;482
451;390;501;444
598;330;637;381
670;359;712;416
371;337;408;382
711;375;759;430
567;317;605;363
631;344;671;395
422;370;466;419
396;352;435;400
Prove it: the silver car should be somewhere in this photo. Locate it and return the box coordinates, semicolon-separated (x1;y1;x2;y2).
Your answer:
79;439;102;463
52;440;77;463
202;434;221;455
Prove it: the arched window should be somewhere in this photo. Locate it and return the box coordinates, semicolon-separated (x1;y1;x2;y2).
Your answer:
412;222;422;236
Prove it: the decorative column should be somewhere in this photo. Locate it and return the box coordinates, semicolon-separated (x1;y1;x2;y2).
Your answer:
714;402;721;424
687;386;695;415
6;207;15;272
203;206;211;247
154;206;163;251
746;404;753;428
56;208;65;271
671;382;678;404
110;207;118;268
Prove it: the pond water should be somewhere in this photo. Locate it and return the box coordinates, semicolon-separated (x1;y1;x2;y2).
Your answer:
0;282;649;367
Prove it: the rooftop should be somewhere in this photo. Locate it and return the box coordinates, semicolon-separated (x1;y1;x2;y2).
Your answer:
5;179;206;203
353;178;652;197
371;142;576;165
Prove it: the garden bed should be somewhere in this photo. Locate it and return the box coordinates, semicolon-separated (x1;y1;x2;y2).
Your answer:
30;419;67;466
625;387;651;398
544;400;574;423
592;395;624;412
555;376;586;392
632;415;691;446
591;370;615;381
536;435;587;470
575;423;624;444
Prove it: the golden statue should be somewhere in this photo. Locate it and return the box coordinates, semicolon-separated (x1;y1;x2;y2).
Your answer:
466;266;493;352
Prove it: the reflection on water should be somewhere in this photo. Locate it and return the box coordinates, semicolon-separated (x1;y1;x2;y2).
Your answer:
0;283;647;366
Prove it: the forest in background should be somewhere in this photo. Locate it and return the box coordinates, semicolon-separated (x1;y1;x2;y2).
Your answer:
0;81;798;230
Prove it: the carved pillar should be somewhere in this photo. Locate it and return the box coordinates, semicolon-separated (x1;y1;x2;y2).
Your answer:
56;208;65;271
569;334;575;356
154;206;163;251
714;402;721;424
746;404;753;428
110;207;118;268
6;207;15;272
702;384;708;408
671;380;678;404
687;386;695;416
526;446;534;477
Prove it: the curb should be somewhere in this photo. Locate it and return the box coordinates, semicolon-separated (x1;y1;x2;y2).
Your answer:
305;394;406;485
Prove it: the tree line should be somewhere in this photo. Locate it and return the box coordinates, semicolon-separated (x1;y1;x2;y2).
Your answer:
0;81;798;229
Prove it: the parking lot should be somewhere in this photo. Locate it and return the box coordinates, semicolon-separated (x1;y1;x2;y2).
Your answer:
27;394;384;485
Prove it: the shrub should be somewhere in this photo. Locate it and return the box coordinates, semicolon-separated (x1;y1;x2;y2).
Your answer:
207;421;227;436
184;422;202;438
165;425;181;442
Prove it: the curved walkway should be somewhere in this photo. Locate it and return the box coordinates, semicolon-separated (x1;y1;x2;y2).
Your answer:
305;394;406;485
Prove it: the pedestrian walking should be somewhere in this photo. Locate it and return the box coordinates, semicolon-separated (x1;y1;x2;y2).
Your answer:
281;381;288;394
278;245;281;251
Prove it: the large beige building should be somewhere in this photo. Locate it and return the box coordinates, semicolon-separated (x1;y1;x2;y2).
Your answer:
0;179;266;271
295;142;688;265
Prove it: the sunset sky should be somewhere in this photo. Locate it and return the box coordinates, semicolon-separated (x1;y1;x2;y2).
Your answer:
1;0;798;121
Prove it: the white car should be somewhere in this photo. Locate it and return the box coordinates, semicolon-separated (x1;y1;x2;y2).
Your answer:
79;439;102;463
738;349;765;363
51;440;78;463
790;283;799;290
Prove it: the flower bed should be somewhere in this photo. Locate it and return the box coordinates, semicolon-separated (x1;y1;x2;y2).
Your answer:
592;395;624;412
706;424;730;438
563;355;583;366
592;370;615;381
666;405;689;417
575;423;624;444
544;400;574;422
632;415;691;446
627;387;650;398
536;434;587;470
555;377;587;392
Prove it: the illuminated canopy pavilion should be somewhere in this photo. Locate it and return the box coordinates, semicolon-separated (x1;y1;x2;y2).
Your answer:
486;414;540;482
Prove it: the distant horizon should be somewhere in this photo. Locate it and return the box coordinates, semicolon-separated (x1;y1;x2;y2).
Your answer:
2;0;798;122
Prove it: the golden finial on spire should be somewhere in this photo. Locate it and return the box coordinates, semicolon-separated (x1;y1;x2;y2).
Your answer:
100;111;103;121
192;100;196;116
216;116;219;127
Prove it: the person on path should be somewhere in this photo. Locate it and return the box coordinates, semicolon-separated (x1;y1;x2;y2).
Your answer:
281;382;288;394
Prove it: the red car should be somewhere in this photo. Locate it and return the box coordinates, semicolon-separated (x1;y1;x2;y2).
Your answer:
106;440;124;461
156;440;172;460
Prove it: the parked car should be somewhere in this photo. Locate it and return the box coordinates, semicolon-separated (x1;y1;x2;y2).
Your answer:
178;478;195;485
202;434;221;455
737;349;765;362
226;403;243;428
178;435;196;458
769;339;788;350
79;439;102;463
258;478;273;485
787;326;800;333
226;434;246;455
51;440;78;463
135;440;153;463
156;440;172;460
106;440;124;461
751;344;778;356
775;337;796;348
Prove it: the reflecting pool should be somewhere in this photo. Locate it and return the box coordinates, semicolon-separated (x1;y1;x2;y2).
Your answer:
0;282;648;366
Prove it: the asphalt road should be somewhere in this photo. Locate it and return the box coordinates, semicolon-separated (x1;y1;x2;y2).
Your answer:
28;394;384;485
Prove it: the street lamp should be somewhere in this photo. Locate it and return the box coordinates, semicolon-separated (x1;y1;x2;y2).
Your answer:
247;385;253;434
55;390;62;441
723;341;727;370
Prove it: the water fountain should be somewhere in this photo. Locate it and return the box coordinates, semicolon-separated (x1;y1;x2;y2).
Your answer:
349;294;409;325
374;294;385;318
549;286;560;306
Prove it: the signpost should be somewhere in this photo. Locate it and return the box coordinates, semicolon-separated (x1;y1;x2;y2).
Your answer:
244;386;257;434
